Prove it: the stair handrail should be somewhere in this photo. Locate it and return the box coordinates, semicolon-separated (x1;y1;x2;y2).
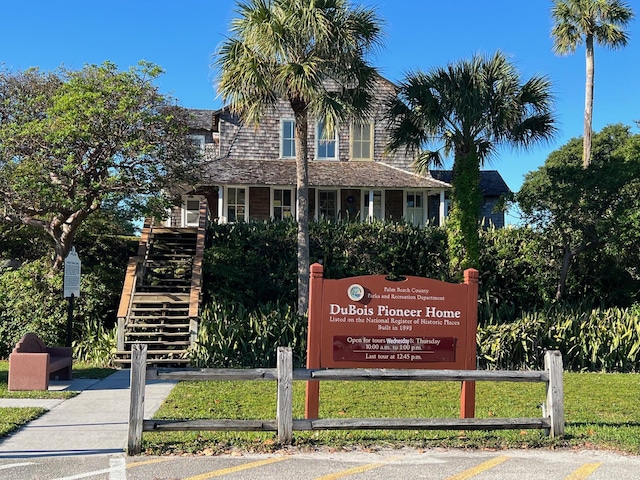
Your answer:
116;218;154;351
188;200;207;320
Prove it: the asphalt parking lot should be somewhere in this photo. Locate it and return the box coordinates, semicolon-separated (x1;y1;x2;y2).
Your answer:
1;447;640;479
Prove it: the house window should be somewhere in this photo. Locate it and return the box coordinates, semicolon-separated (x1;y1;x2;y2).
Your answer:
183;198;200;227
319;190;337;220
280;119;295;158
364;190;383;220
316;121;337;160
273;188;293;220
188;134;205;155
351;122;373;160
406;192;424;226
227;187;246;222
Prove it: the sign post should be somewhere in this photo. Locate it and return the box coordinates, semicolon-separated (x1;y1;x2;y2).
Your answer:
63;246;81;348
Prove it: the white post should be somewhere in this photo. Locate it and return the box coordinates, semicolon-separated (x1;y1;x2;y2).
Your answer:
368;190;374;221
127;344;147;455
277;347;293;444
544;350;564;438
439;190;446;225
217;186;224;224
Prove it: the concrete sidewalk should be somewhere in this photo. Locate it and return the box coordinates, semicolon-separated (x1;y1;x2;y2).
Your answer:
0;369;176;458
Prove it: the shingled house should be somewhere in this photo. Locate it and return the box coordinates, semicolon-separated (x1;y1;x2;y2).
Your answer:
169;76;452;228
167;75;511;229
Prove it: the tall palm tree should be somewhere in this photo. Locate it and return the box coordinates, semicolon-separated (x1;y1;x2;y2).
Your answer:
216;0;382;314
387;51;556;273
551;0;634;168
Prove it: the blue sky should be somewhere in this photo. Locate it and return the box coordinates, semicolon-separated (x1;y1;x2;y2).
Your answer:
3;1;638;223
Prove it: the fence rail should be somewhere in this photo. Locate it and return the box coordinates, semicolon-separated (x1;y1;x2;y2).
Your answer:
127;345;564;455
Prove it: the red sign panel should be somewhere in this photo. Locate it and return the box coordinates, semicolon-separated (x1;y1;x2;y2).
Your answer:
313;273;476;369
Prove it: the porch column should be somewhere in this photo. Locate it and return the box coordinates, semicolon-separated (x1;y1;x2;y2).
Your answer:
368;190;374;222
217;186;225;224
439;190;446;225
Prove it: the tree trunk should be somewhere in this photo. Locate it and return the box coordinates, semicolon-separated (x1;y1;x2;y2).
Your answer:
47;211;89;272
583;34;595;169
555;246;573;301
294;112;310;315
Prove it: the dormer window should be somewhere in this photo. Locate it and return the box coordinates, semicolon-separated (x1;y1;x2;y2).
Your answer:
188;134;205;155
351;121;373;160
316;120;337;160
280;119;296;158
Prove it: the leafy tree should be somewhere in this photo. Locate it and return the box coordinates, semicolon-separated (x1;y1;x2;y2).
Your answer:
551;0;634;168
215;0;383;314
387;51;556;274
517;124;640;300
0;62;200;271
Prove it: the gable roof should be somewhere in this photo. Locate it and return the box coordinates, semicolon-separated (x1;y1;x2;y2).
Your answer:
201;159;450;189
430;170;511;197
187;109;219;131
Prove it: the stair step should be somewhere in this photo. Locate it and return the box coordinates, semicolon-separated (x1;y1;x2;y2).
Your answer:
113;358;191;365
131;294;189;302
125;323;190;329
137;286;191;293
129;310;189;316
124;339;191;347
125;331;190;337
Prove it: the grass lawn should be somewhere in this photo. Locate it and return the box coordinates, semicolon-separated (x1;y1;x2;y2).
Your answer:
0;360;115;438
143;373;640;455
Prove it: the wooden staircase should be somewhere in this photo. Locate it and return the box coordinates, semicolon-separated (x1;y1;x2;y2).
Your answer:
115;205;206;367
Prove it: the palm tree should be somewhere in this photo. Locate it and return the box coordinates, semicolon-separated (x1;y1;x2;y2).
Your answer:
387;51;556;273
216;0;382;314
551;0;634;168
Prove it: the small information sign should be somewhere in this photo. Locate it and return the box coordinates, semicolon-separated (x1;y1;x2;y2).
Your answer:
63;246;81;298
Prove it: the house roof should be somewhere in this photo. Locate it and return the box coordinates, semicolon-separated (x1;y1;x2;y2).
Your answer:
430;170;511;196
201;159;450;190
187;109;219;130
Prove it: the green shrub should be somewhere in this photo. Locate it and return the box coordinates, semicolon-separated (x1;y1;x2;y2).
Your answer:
72;317;117;367
204;220;450;308
191;300;306;368
478;303;640;372
0;258;123;358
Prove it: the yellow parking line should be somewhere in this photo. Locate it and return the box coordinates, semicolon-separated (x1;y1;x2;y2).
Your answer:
315;456;400;480
445;455;509;480
127;458;172;468
315;462;387;480
183;456;289;480
565;462;602;480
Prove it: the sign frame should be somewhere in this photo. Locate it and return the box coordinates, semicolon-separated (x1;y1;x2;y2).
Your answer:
305;263;478;419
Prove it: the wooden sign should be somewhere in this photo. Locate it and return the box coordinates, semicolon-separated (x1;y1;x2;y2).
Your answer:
305;263;478;418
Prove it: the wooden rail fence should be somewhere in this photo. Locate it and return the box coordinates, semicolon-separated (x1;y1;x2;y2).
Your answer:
127;344;564;455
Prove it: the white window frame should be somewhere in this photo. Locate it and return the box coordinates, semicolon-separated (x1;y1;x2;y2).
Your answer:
318;189;338;220
405;191;426;227
272;187;295;220
182;196;202;227
280;119;296;159
226;187;247;223
350;121;374;160
188;134;205;156
316;120;338;160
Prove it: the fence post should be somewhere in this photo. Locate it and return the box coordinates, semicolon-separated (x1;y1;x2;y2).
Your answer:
277;347;293;444
544;350;564;438
127;344;147;455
